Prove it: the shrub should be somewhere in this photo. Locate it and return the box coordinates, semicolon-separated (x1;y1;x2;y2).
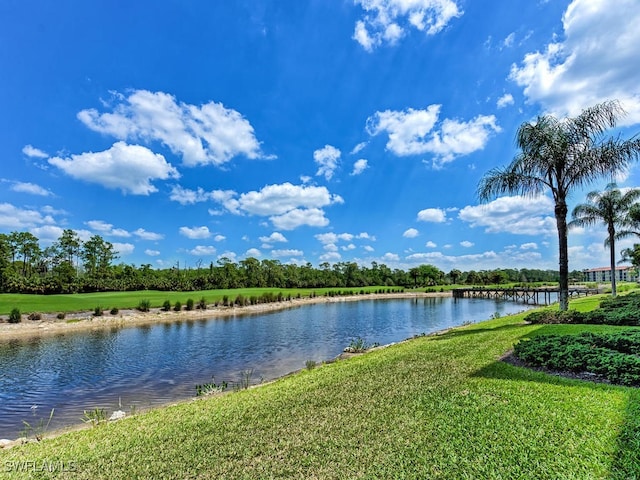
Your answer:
186;298;194;311
524;309;585;324
8;308;21;324
305;360;317;370
513;331;640;386
110;307;119;315
137;299;151;312
56;312;66;320
197;297;207;310
173;301;182;312
93;306;103;317
28;312;42;321
162;300;172;312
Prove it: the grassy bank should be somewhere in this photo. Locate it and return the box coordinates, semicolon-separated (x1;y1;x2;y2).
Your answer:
1;294;638;478
0;286;411;316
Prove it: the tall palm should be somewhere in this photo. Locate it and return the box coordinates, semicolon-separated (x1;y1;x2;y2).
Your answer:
569;184;640;297
478;100;640;310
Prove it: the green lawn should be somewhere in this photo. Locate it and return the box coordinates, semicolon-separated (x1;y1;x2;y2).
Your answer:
0;286;406;315
1;295;638;478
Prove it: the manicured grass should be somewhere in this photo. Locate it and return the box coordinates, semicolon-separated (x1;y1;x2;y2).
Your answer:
0;286;404;315
1;295;638;478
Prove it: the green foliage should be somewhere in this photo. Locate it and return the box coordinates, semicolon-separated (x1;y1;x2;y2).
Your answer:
21;408;54;442
137;299;151;312
110;307;119;315
305;360;317;370
173;301;182;312
82;408;107;426
162;300;172;311
514;331;640;386
93;306;103;317
344;337;379;353
8;307;21;323
56;312;66;320
27;312;42;321
195;378;228;396
185;298;194;311
197;297;207;310
525;293;640;326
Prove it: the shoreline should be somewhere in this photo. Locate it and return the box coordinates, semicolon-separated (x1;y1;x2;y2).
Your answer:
0;291;450;342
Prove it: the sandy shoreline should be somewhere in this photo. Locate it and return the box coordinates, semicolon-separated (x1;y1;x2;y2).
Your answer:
0;292;450;342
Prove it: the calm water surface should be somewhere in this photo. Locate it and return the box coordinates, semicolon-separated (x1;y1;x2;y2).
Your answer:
0;297;533;438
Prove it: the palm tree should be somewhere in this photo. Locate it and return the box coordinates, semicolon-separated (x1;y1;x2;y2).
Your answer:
478;100;640;310
569;184;640;296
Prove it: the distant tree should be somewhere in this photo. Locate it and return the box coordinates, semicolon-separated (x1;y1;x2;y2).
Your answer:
569;183;640;296
478;101;640;310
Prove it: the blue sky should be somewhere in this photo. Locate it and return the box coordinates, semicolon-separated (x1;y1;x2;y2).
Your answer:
2;0;640;273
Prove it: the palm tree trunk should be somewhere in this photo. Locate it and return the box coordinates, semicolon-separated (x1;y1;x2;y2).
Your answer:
609;228;617;297
555;202;569;311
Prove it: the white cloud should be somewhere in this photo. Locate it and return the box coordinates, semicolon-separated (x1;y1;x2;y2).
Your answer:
510;0;640;125
0;203;56;229
351;142;367;154
259;232;288;244
403;228;419;238
351;159;369;175
145;249;161;256
366;105;500;166
245;248;262;258
22;145;49;158
48;142;179;195
383;252;400;262
211;183;343;230
417;208;446;223
134;228;164;241
10;181;52;196
314;145;341;180
460;240;474;248
113;242;134;256
459;195;557;236
270;208;329;230
315;232;355;245
341;244;356;251
272;249;304;257
320;251;342;262
169;185;213;205
496;93;514;109
213;234;226;242
188;245;217;256
364;245;375;252
78;90;265;166
86;220;131;237
502;32;515;48
520;242;538;250
425;241;437;248
179;226;211;239
353;0;462;51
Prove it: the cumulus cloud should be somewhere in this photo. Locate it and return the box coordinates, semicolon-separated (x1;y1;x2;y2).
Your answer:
22;145;49;158
169;185;213;205
496;93;514;109
351;159;369;175
145;249;161;256
314;145;341;180
210;182;343;230
353;0;462;51
48;142;179;195
403;228;419;238
86;220;131;237
245;248;262;258
259;232;288;244
425;241;437;248
0;203;56;229
134;228;164;241
460;240;474;248
179;226;211;239
9;181;52;196
113;242;134;256
417;208;446;223
510;0;640;125
188;245;217;256
366;105;500;166
459;195;557;236
78;90;266;166
272;249;304;257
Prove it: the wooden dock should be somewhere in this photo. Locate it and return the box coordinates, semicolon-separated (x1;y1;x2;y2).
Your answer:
451;286;600;305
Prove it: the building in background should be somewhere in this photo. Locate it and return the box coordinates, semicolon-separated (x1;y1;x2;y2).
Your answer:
582;266;639;283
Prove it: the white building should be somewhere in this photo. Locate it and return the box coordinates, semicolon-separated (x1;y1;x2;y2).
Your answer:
582;266;639;283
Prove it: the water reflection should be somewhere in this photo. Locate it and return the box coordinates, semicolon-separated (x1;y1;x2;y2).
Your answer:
0;297;531;439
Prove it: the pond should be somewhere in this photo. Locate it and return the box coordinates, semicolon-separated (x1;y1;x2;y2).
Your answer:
0;296;534;439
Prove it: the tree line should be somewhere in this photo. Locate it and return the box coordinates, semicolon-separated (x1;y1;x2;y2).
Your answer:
0;229;568;294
